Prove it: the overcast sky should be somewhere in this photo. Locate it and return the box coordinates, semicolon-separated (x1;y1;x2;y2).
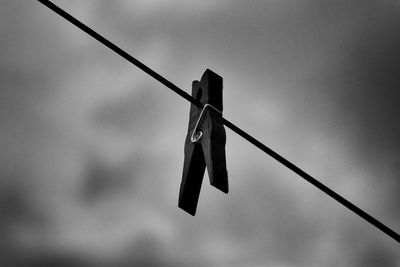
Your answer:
1;0;400;266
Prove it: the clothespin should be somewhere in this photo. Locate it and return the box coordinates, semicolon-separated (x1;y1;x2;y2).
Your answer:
179;69;228;215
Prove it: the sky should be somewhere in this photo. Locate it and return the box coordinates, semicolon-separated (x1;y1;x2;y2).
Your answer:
1;0;400;266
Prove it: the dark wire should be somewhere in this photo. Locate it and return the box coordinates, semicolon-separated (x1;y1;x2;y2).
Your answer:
37;0;400;244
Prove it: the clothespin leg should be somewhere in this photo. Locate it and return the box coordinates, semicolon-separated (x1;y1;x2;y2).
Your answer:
201;122;229;193
179;142;206;215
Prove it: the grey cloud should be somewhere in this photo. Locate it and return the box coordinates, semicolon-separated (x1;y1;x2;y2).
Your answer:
1;0;400;266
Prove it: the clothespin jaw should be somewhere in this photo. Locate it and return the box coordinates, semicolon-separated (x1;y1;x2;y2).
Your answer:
179;69;228;216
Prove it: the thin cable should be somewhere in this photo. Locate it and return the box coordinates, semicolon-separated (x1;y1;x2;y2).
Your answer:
37;0;201;109
37;0;400;244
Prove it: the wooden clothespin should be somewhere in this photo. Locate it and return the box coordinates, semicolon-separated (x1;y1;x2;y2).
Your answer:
179;69;228;215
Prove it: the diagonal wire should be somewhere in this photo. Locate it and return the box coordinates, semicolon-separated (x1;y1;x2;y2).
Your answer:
37;0;400;244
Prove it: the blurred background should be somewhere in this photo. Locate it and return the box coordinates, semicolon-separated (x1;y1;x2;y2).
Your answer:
1;0;400;266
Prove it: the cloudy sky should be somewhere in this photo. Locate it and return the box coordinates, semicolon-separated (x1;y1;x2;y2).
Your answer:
1;0;399;266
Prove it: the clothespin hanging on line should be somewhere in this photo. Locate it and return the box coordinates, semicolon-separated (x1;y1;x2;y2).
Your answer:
179;69;229;216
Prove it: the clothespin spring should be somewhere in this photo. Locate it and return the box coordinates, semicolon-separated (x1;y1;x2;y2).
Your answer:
191;104;222;143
